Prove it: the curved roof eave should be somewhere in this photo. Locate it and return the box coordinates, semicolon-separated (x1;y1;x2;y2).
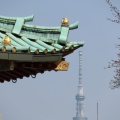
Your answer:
22;21;79;33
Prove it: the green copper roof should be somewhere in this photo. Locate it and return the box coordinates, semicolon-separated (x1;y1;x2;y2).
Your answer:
0;15;84;58
0;15;85;83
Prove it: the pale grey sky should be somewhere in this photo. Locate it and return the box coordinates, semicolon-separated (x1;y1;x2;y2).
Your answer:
0;0;120;120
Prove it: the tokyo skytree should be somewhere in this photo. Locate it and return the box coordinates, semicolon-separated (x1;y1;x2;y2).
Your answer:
73;51;87;120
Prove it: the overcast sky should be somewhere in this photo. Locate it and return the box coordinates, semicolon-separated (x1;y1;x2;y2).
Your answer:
0;0;120;120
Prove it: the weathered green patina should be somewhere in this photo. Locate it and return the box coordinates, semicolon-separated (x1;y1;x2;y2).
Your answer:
0;15;84;83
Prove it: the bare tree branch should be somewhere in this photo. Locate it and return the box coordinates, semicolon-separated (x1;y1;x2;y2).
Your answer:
106;0;120;89
106;0;120;23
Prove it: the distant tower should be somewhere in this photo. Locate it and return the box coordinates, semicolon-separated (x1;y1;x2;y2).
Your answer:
73;51;87;120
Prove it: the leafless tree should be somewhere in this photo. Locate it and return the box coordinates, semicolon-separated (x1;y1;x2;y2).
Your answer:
106;0;120;89
108;46;120;89
106;0;120;23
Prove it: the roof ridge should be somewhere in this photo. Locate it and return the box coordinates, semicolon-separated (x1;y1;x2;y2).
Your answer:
0;14;34;22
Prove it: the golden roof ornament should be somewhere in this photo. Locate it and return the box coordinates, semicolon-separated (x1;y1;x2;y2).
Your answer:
61;18;69;26
2;36;11;45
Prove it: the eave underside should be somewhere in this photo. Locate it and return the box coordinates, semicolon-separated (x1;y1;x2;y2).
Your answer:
0;66;49;83
0;60;69;83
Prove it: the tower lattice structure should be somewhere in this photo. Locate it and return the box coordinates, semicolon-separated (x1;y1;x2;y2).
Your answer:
73;51;87;120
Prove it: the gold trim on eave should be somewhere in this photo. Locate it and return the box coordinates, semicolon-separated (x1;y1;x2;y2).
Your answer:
2;36;11;45
55;61;69;71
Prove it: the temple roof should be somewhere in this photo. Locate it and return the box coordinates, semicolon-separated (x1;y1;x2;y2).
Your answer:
0;15;84;83
0;15;84;60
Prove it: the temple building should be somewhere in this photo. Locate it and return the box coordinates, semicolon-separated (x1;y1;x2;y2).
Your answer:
0;15;84;83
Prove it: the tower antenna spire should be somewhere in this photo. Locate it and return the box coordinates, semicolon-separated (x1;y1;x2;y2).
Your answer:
79;51;82;85
73;51;87;120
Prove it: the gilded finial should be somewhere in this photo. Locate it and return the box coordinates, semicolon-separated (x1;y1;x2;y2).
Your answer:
61;18;69;26
2;36;11;45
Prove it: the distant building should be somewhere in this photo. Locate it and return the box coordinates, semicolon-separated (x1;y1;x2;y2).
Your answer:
73;51;87;120
0;113;2;120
